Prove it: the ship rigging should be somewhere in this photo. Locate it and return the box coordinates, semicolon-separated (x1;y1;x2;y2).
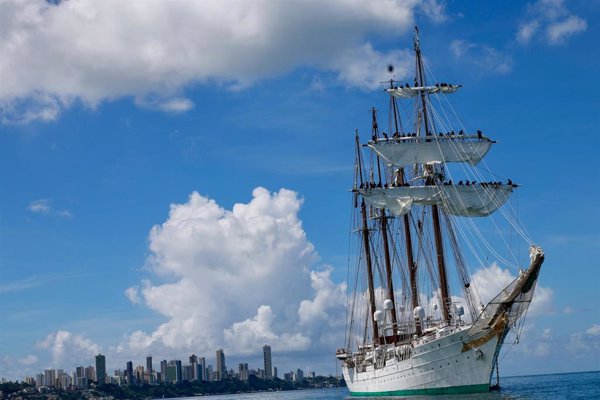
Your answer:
337;27;544;396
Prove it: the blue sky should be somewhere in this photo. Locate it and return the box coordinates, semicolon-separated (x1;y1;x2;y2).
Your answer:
1;0;599;381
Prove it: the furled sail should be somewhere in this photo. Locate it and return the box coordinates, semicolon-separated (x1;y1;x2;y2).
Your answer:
369;137;493;166
385;84;462;99
360;184;514;217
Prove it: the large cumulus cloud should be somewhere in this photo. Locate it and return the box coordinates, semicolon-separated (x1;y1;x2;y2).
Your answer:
0;0;445;123
124;187;345;359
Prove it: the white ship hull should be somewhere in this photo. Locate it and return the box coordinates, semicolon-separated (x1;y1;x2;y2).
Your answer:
343;326;501;396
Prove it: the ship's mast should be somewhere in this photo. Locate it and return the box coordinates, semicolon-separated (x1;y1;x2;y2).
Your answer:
355;131;380;344
389;79;403;135
371;108;398;336
388;86;421;335
414;27;451;322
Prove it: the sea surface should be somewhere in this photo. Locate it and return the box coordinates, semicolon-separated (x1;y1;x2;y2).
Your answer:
178;371;600;400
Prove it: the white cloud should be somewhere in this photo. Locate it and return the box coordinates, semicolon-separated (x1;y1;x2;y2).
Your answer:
563;306;575;314
542;327;552;339
18;355;38;365
124;187;344;359
298;268;347;330
567;325;600;354
0;92;64;124
546;15;587;44
57;209;73;218
528;285;554;316
36;330;100;367
418;0;447;23
224;305;310;355
470;263;554;316
517;0;587;45
134;96;195;114
333;44;413;90
517;20;540;44
450;40;513;75
124;286;141;304
586;324;600;336
0;0;445;123
28;199;51;213
28;199;73;218
449;39;473;58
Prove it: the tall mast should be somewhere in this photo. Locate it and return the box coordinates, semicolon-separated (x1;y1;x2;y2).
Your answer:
355;132;380;344
405;202;421;335
370;108;398;334
389;79;402;135
371;108;383;186
394;170;421;334
414;27;431;138
414;26;450;322
388;84;420;335
431;204;450;321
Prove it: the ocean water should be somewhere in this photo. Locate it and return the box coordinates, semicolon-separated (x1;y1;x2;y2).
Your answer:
187;371;600;400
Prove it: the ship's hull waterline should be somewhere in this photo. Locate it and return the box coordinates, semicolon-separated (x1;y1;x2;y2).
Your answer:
343;327;501;396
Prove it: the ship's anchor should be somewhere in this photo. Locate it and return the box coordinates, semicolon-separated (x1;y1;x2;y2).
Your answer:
475;348;484;360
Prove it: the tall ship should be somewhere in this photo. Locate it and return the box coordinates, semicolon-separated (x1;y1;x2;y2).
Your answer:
336;28;545;396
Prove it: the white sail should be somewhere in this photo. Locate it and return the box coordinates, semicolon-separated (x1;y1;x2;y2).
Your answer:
386;84;462;99
361;184;513;217
369;136;493;166
360;190;414;216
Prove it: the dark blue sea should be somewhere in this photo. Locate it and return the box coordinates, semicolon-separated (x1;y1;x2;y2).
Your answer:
183;371;600;400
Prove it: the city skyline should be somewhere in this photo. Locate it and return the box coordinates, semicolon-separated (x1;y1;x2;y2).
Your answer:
17;344;314;387
1;0;599;381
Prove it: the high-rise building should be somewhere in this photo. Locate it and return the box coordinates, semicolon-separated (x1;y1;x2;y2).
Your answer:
238;363;249;382
76;366;86;387
273;367;278;379
44;369;56;387
263;345;272;379
111;369;125;385
35;373;43;388
175;360;182;383
183;365;194;381
215;349;226;381
165;363;177;383
295;369;304;382
126;361;134;385
55;370;65;389
189;354;198;381
95;354;106;384
146;355;153;374
198;357;206;381
84;366;94;385
84;365;95;382
160;360;168;383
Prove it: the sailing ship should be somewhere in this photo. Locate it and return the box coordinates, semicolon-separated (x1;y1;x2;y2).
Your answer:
336;27;545;396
